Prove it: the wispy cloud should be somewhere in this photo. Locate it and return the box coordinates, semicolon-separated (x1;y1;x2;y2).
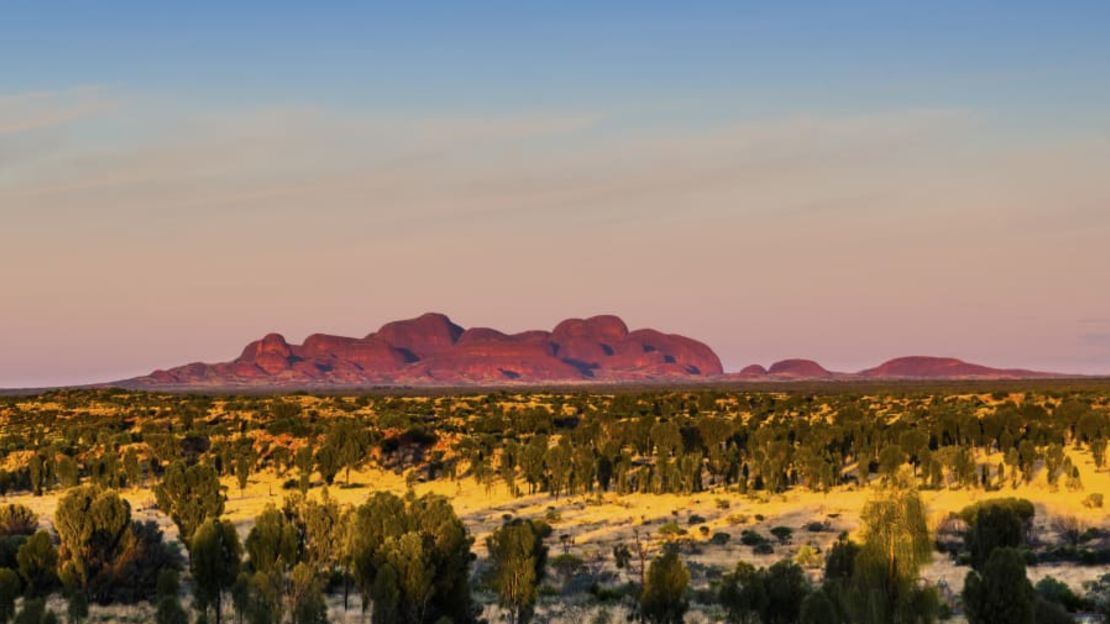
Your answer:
0;86;116;135
1081;333;1110;348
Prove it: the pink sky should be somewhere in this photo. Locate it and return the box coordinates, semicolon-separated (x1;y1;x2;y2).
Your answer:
2;92;1109;386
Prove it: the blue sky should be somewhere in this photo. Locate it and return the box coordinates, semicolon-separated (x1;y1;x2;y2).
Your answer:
3;2;1110;385
8;2;1110;118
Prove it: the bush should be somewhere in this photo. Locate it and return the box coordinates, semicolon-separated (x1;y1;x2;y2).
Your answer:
710;532;731;545
0;506;37;538
964;500;1030;569
963;547;1036;624
640;548;688;624
753;542;774;555
551;553;585;580
1034;598;1075;624
795;544;822;569
15;531;57;597
1035;576;1083;612
1083;493;1104;509
740;530;767;546
0;568;20;623
658;522;686;537
589;583;623;603
770;526;793;544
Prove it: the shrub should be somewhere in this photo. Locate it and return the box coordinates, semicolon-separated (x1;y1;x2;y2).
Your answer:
963;548;1036;624
710;532;731;546
753;542;774;555
551;553;585;582
795;544;822;569
740;530;767;546
640;548;688;624
1035;576;1082;612
0;506;37;538
770;526;793;544
1083;493;1104;509
15;531;57;597
658;522;686;537
0;568;20;624
54;486;183;605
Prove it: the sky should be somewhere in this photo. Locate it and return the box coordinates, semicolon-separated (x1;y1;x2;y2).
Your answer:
3;1;1110;387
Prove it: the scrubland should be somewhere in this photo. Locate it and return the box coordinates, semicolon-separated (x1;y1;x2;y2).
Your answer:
1;384;1109;622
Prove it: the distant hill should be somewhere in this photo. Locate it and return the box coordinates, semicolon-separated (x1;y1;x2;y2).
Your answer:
856;356;1057;380
122;313;723;389
117;313;1068;389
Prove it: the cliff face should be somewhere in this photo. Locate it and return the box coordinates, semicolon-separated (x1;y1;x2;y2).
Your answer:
129;313;724;388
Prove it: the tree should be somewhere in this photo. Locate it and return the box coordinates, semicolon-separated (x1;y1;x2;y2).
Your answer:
763;560;809;624
962;547;1035;624
289;562;328;624
379;533;435;623
293;448;314;494
235;451;252;496
154;462;225;548
245;506;299;576
349;492;476;623
877;445;906;482
799;588;839;624
314;444;342;486
719;562;767;624
56;457;79;489
720;559;811;624
640;547;688;624
486;519;548;624
155;596;188;624
53;485;130;596
66;590;88;624
1051;515;1084;549
293;489;344;572
849;470;936;624
191;518;242;624
28;456;44;497
325;420;373;486
123;449;142;488
53;486;181;605
545;442;572;499
16;531;57;597
961;499;1031;570
242;506;300;619
0;568;20;624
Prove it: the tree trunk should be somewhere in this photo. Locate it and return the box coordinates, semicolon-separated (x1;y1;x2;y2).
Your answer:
343;568;350;611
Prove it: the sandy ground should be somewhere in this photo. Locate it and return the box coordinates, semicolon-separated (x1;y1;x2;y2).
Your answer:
6;447;1110;622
